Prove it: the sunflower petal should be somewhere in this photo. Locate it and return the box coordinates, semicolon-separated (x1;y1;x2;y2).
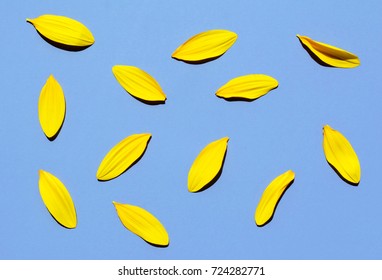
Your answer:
216;74;278;101
27;14;95;50
323;125;361;185
297;35;360;68
38;170;77;229
38;75;66;140
188;137;229;192
96;133;152;181
172;30;237;63
112;65;166;104
255;170;295;227
113;201;169;247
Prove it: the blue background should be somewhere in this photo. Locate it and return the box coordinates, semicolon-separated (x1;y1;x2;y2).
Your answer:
1;0;381;259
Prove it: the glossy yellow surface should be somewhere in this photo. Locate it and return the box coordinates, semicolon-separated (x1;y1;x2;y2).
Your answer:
216;74;278;100
172;30;237;62
255;170;295;227
188;137;229;192
297;35;360;68
38;170;77;229
38;75;66;140
27;14;95;48
323;125;361;185
113;201;169;246
96;133;152;181
112;65;166;103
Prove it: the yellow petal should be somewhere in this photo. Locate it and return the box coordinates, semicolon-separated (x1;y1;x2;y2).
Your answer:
216;74;278;101
172;30;237;63
38;170;77;229
297;35;360;68
27;14;95;50
188;137;229;192
323;125;361;185
113;201;169;247
38;75;66;140
112;65;166;104
255;170;295;227
96;133;152;181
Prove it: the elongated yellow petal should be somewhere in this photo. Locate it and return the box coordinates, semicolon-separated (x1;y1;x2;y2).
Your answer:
96;133;152;181
297;35;360;68
113;201;169;247
323;125;361;185
216;74;278;101
172;30;237;63
188;137;229;192
255;170;295;227
38;75;66;140
112;65;166;104
38;170;77;229
27;14;95;50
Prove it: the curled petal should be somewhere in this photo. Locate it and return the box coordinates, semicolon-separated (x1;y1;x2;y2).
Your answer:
297;35;360;68
172;30;237;63
38;75;66;140
112;65;166;104
113;201;169;247
323;125;361;185
27;14;95;51
188;137;229;192
96;133;152;181
216;74;278;101
255;170;295;227
39;170;77;229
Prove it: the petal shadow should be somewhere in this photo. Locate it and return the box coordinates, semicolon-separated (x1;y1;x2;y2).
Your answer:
45;111;66;141
172;53;224;65
297;37;333;67
326;160;359;186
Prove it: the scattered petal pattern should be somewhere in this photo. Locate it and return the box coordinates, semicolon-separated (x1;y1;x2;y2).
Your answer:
38;75;66;140
113;201;169;247
38;170;77;229
96;133;152;181
172;30;237;63
188;137;229;192
323;125;361;185
255;170;295;227
297;35;360;68
112;65;166;104
216;74;278;101
27;14;95;50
